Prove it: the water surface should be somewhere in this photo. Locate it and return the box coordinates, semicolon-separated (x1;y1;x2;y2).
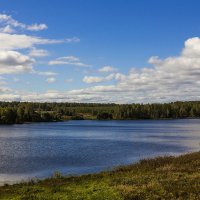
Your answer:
0;119;200;185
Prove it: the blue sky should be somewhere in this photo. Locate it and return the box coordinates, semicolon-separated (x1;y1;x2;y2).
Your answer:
0;0;200;103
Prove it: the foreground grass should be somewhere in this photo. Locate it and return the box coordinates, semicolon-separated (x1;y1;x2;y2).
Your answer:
0;152;200;200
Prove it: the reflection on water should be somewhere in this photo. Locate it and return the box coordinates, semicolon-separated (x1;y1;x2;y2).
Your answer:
0;119;200;185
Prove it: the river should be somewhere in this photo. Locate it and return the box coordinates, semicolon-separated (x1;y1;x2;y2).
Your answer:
0;119;200;185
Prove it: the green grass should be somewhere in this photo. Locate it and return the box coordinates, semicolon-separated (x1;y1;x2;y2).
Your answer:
0;151;200;200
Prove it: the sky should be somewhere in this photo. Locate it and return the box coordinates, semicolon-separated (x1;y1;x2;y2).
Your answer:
1;0;200;103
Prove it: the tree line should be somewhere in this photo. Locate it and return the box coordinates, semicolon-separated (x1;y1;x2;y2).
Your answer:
0;101;200;124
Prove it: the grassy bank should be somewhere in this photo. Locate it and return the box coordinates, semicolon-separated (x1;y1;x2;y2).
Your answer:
0;152;200;200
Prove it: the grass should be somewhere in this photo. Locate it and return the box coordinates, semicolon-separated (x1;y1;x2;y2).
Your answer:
0;151;200;200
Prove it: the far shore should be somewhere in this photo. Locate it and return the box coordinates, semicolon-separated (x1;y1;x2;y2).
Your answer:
1;117;200;126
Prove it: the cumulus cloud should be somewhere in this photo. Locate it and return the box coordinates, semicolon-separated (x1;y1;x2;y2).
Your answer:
0;14;79;50
49;56;90;67
98;66;118;73
0;50;57;76
0;49;57;77
0;50;34;74
2;37;200;103
0;33;77;51
0;13;80;78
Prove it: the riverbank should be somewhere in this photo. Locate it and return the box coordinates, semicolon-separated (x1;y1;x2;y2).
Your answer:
0;151;199;200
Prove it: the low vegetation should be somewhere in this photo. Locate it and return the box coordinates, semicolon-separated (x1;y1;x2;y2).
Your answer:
1;101;200;124
0;151;199;200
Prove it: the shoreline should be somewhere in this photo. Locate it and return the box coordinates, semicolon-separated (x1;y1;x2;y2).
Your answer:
1;117;200;126
0;151;200;199
0;150;191;187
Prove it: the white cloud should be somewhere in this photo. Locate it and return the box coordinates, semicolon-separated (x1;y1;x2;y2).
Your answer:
0;50;34;74
0;14;80;50
0;33;76;51
46;77;56;83
0;14;10;21
29;48;49;57
98;66;118;73
0;14;25;29
83;76;104;83
181;37;200;58
49;56;90;67
0;50;57;76
0;14;47;32
34;71;58;76
83;73;115;83
2;37;200;103
0;93;21;101
0;14;81;81
27;23;48;31
0;25;14;33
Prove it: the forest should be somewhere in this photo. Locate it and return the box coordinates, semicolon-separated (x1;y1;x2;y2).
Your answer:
0;101;200;124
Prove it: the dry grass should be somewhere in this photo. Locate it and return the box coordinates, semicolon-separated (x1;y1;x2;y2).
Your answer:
0;151;200;200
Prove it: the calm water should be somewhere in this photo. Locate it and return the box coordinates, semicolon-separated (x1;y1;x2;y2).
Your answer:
0;119;200;185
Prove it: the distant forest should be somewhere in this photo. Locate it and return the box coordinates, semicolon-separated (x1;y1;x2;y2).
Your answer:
0;101;200;124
